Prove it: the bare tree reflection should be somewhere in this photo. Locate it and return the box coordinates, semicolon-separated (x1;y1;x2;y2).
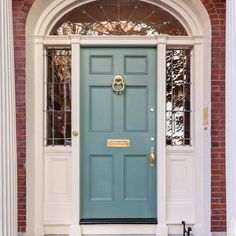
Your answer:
166;49;191;145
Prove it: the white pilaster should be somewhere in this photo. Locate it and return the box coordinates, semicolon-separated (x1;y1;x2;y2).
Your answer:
33;36;45;236
0;0;17;235
70;35;82;236
156;36;168;236
226;0;236;235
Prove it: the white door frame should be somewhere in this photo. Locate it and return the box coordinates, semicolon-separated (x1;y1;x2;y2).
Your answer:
32;34;210;236
70;35;170;236
27;1;212;236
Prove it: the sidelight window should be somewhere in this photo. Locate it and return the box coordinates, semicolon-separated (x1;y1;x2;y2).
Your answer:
45;49;72;146
166;49;191;146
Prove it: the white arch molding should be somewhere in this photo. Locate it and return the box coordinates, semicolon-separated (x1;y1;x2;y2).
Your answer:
26;0;212;235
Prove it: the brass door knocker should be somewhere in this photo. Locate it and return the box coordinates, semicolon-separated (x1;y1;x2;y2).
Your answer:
112;75;125;95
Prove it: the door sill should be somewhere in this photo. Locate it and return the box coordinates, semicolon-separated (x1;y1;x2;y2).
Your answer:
80;218;157;225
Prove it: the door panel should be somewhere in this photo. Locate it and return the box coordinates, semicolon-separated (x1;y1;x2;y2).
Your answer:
90;87;114;131
90;155;114;201
81;48;157;219
124;87;148;131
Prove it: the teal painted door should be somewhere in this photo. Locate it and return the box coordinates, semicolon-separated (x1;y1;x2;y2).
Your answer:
80;48;157;219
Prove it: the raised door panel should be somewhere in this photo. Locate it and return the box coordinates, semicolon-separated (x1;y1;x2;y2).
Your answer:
124;87;148;131
89;155;114;201
90;87;114;131
124;155;148;201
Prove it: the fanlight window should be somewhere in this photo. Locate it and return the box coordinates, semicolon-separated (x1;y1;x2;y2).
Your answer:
50;0;187;36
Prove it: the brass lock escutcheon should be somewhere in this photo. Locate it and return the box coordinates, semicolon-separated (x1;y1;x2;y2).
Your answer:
149;147;155;168
112;75;125;95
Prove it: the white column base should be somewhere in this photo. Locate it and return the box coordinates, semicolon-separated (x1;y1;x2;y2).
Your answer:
34;225;45;236
193;224;211;236
156;224;168;236
69;225;82;236
228;218;236;236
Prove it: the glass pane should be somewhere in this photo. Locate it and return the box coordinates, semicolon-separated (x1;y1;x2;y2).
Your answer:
50;0;187;36
46;49;72;146
166;49;191;146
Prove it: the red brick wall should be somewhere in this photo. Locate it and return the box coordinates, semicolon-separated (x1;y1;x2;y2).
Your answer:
202;0;226;232
12;0;226;233
12;0;34;233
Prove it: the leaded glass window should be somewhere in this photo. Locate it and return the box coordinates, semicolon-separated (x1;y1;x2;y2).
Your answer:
50;0;187;36
45;49;72;146
166;49;191;146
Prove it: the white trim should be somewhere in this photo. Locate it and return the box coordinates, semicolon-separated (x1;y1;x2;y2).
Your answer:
226;0;236;235
34;0;203;36
81;225;156;235
156;35;168;236
33;36;45;236
192;38;211;236
70;35;82;236
211;233;227;236
0;0;17;235
42;35;199;46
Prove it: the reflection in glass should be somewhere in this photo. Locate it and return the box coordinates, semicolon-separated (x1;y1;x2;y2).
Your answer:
46;49;72;146
50;0;187;36
166;49;191;146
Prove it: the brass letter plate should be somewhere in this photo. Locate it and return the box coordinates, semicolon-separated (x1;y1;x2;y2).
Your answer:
107;139;131;148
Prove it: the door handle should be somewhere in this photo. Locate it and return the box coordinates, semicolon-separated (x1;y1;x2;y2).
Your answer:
149;147;155;168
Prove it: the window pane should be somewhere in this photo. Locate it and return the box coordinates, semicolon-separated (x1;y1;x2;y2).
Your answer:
50;0;187;36
166;49;191;146
46;49;72;146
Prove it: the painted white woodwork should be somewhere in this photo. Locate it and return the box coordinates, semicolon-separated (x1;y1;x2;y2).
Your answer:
44;148;72;224
0;0;17;235
44;224;156;235
226;0;236;235
26;0;212;235
156;36;168;236
33;36;45;236
69;36;82;236
166;148;194;223
42;35;198;47
192;39;211;236
35;1;202;36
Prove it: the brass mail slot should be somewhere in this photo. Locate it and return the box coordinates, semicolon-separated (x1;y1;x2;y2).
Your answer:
107;139;131;148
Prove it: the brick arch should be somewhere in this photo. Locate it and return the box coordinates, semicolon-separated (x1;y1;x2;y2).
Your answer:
12;0;226;233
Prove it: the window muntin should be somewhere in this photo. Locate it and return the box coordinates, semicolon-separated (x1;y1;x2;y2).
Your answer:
50;0;187;36
45;49;72;146
166;49;191;146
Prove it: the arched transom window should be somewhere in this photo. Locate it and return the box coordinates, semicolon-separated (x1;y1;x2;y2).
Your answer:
50;0;188;36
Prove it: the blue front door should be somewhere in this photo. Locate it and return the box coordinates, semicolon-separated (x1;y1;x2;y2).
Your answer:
80;47;157;219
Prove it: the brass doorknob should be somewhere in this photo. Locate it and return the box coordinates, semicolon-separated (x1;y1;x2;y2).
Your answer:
72;130;79;136
149;147;155;168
